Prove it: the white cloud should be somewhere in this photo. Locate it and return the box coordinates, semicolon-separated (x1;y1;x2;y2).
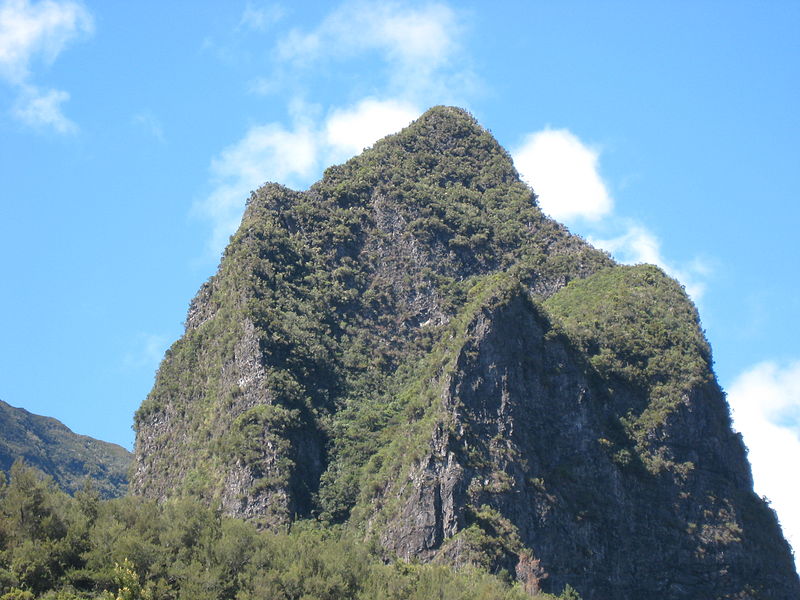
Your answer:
209;0;469;251
592;223;659;264
12;83;74;132
197;97;422;256
247;75;276;96
0;0;92;132
589;223;709;301
513;128;613;222
278;2;456;66
728;361;800;570
324;97;418;162
0;0;92;83
276;1;464;98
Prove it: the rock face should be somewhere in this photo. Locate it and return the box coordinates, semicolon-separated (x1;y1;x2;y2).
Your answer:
364;275;798;598
132;107;799;598
0;399;131;498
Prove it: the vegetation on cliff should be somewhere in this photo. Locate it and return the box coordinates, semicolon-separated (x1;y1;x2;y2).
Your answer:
132;106;611;520
128;107;799;598
544;264;715;472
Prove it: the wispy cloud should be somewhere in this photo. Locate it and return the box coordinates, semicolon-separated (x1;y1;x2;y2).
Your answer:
132;110;165;143
0;0;92;83
247;75;276;96
196;97;420;255
195;109;318;254
12;83;74;132
588;223;710;301
124;333;170;370
198;0;473;257
275;0;468;100
0;0;92;132
277;1;457;67
728;361;800;569
238;2;284;32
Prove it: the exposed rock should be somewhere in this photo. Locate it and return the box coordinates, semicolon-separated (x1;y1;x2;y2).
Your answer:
362;279;798;598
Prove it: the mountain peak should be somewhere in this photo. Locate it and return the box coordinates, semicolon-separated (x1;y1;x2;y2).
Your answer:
133;107;799;599
374;104;509;165
308;105;524;221
401;105;484;141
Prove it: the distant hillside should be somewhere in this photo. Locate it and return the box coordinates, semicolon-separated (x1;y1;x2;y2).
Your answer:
0;399;131;498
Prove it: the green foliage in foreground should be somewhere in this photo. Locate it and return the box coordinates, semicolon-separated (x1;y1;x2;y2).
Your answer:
0;462;573;600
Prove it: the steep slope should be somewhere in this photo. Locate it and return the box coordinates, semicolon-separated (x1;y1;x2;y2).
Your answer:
0;399;131;498
132;106;611;524
132;106;799;598
357;269;798;598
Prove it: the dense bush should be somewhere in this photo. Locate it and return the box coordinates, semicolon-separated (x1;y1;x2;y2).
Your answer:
0;462;576;600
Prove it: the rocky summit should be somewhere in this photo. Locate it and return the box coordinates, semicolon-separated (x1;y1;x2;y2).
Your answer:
132;106;799;599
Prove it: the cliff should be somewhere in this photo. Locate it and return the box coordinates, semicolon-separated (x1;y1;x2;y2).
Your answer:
132;106;799;598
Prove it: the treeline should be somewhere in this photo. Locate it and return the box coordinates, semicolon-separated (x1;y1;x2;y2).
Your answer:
0;462;575;600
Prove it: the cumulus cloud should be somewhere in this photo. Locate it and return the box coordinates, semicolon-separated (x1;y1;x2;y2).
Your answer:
513;129;613;222
196;97;421;256
276;1;464;98
728;361;800;569
0;0;92;132
324;97;418;162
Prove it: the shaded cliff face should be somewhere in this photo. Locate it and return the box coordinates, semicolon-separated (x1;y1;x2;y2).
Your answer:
0;399;131;498
359;272;799;599
132;106;799;597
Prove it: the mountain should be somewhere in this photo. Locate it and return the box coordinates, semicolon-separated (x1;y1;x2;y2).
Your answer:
132;106;799;599
0;399;131;498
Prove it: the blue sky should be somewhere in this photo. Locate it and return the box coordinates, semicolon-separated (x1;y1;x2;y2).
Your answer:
1;0;798;565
